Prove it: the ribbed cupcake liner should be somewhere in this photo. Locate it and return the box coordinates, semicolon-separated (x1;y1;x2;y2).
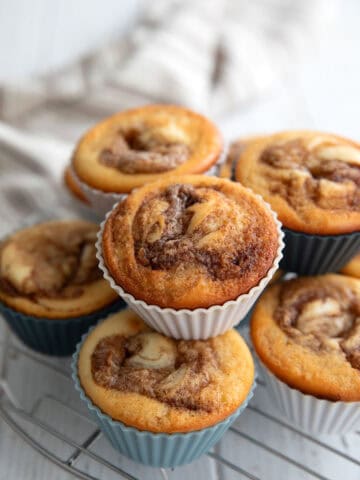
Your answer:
96;198;284;340
259;360;360;434
280;228;360;275
72;333;256;468
0;299;125;356
71;143;228;218
71;167;127;218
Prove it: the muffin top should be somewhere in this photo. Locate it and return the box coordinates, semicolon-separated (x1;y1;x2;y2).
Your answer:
102;175;280;309
0;220;118;318
251;274;360;401
78;309;254;433
235;130;360;234
341;253;360;279
72;104;223;193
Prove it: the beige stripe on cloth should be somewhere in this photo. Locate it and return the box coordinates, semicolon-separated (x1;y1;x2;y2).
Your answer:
0;0;333;233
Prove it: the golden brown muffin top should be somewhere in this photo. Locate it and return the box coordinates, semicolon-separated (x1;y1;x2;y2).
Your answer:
251;274;360;401
236;131;360;234
78;309;254;432
72;104;223;193
0;220;118;318
102;175;280;309
340;253;360;279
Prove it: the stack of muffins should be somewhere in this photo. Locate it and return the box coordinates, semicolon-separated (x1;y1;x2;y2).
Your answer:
1;104;359;469
0;220;124;355
227;130;360;434
70;105;285;466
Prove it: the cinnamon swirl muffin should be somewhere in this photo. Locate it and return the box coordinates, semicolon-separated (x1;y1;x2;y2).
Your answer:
251;274;360;433
99;175;283;338
0;220;123;355
72;105;223;214
74;309;255;466
235;131;360;274
340;253;360;279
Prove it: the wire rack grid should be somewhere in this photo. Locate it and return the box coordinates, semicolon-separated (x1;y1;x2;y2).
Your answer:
0;318;359;480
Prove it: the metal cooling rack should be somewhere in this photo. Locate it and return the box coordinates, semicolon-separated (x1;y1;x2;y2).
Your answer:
0;320;359;480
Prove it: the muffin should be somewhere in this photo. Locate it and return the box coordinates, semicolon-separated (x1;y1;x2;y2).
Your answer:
235;131;360;274
0;220;123;355
99;175;284;338
251;274;360;433
340;253;360;278
72;104;224;215
219;135;264;180
73;309;255;466
64;166;89;205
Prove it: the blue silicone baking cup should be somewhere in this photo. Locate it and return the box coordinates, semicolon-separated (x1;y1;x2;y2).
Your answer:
0;299;125;356
280;228;360;275
72;330;256;468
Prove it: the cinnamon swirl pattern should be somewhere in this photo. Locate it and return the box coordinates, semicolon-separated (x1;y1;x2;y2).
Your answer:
0;220;122;355
77;309;255;433
101;175;280;310
236;131;360;235
251;274;360;401
0;220;118;318
72;104;223;195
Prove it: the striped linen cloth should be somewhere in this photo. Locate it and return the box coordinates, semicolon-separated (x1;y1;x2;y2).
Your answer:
0;0;333;235
0;0;332;134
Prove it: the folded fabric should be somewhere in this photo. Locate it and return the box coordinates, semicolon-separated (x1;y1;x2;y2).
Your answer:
0;0;335;235
0;122;73;235
0;0;333;139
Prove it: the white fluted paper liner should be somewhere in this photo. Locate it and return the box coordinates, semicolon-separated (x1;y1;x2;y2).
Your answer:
259;360;360;435
96;193;284;340
72;167;126;217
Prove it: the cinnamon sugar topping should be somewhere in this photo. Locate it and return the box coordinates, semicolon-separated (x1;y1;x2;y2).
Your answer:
91;332;219;411
275;278;360;369
99;125;190;174
260;138;360;212
133;184;272;280
0;222;101;299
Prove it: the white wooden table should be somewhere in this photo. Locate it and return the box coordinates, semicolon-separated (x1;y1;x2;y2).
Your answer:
1;1;360;478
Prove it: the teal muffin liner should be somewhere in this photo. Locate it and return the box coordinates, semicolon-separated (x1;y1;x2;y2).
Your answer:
0;299;125;356
72;330;256;468
280;228;360;275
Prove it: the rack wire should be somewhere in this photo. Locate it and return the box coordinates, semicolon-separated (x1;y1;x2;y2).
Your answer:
0;320;359;480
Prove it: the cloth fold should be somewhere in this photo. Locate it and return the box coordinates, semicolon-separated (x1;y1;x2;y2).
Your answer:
0;0;333;139
0;0;335;234
0;122;73;234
